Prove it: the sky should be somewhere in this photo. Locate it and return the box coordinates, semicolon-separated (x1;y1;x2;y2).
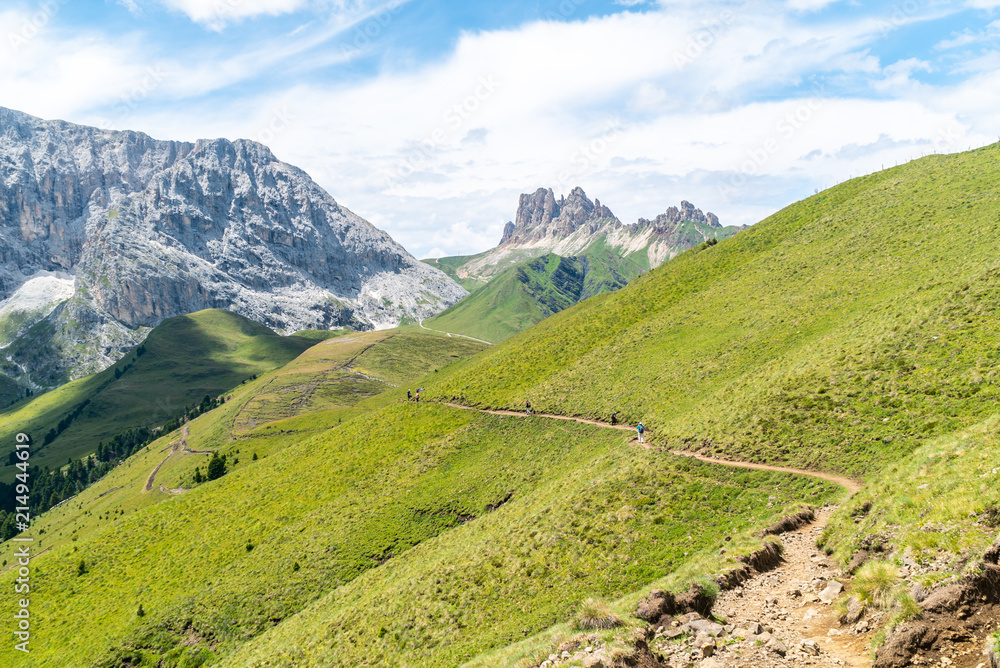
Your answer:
2;0;999;259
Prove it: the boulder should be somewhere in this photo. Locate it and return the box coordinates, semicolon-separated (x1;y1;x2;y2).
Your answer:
847;549;871;573
765;637;787;656
840;596;864;625
920;585;966;614
693;635;716;658
800;639;821;656
684;619;725;638
819;580;844;603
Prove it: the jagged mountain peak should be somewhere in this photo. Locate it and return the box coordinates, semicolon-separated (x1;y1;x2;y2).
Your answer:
0;107;465;392
501;186;722;249
503;186;619;247
447;186;743;288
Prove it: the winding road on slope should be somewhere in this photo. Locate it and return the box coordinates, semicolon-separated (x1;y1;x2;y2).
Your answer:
441;403;861;494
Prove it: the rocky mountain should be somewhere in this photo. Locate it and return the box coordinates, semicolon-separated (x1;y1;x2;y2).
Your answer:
429;186;744;287
0;107;466;396
422;187;744;342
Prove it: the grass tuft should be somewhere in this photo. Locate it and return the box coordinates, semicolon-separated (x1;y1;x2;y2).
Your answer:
852;561;900;610
575;598;623;631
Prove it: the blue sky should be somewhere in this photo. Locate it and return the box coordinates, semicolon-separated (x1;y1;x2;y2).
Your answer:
2;0;1000;258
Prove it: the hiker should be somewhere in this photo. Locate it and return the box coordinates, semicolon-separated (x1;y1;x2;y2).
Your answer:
407;389;412;401
611;411;618;426
637;422;644;443
415;389;420;402
525;400;532;415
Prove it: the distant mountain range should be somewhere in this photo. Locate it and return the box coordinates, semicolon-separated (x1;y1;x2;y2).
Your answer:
423;186;744;341
0;107;465;398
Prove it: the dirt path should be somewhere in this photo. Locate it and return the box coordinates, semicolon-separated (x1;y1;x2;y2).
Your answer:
442;402;871;664
441;403;862;494
418;320;493;345
145;425;211;492
145;442;177;492
671;451;862;495
686;507;875;667
0;545;52;575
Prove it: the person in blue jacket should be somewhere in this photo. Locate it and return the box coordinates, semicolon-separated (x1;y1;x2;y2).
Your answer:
637;422;645;443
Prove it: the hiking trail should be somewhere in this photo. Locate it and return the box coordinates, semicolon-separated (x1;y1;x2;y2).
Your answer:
418;320;493;345
144;425;211;492
440;403;862;494
440;402;872;665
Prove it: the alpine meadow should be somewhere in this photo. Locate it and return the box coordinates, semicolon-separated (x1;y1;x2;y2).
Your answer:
4;4;1000;666
2;143;1000;666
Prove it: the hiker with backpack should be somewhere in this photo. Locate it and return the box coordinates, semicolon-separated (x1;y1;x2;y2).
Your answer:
407;390;412;401
611;411;618;426
637;422;644;443
525;400;532;415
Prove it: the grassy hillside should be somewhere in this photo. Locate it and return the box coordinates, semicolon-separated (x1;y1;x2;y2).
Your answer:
425;254;587;342
8;145;1000;667
426;144;1000;478
422;254;489;292
425;250;644;343
0;309;326;480
0;326;838;667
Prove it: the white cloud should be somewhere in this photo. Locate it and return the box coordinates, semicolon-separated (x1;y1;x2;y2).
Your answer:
3;0;998;259
786;0;840;11
159;0;309;30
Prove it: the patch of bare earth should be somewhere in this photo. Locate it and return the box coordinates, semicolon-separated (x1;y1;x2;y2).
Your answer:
642;507;873;667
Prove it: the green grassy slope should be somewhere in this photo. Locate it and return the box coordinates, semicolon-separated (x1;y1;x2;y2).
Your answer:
427;145;1000;477
422;254;489;292
0;327;838;668
821;412;1000;578
0;330;494;666
424;218;741;343
425;254;587;342
0;309;324;480
426;250;641;343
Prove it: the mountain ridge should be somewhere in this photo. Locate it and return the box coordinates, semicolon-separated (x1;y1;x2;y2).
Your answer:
434;185;743;286
0;107;466;394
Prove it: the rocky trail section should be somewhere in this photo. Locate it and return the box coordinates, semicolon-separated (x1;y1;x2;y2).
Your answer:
528;508;874;668
448;401;1000;668
680;507;874;668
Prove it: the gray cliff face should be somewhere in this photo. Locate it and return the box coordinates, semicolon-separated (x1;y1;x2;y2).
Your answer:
501;186;729;250
0;107;466;389
504;186;618;246
457;186;744;283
